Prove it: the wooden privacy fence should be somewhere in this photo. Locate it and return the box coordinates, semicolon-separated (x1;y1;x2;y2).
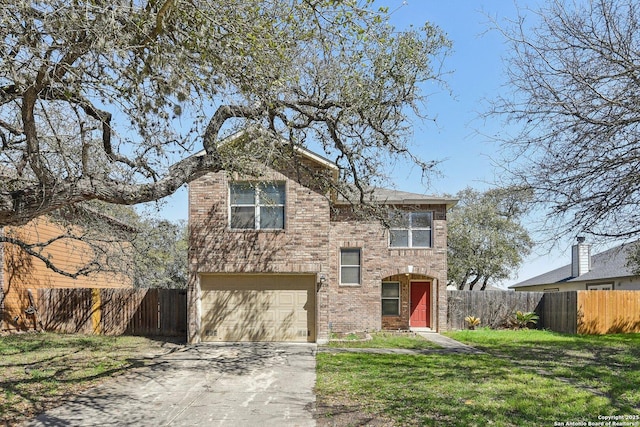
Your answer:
577;290;640;334
447;290;544;330
37;288;187;339
448;290;640;335
518;291;640;334
537;291;578;334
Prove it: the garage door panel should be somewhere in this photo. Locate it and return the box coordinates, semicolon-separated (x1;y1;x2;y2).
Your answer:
200;274;315;342
278;293;294;306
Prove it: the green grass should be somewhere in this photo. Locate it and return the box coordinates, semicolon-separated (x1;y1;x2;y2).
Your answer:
316;329;640;426
326;331;441;350
0;333;172;425
446;328;640;411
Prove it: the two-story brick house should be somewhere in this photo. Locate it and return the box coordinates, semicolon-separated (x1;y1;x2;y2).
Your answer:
187;146;455;344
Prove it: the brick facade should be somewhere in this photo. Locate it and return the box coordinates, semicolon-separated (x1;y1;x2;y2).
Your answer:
188;154;451;343
326;206;448;335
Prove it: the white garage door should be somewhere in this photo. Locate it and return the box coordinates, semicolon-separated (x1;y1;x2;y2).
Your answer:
200;274;316;342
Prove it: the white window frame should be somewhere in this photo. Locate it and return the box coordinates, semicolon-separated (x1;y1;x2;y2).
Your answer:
229;182;285;230
586;283;613;290
389;211;433;248
340;248;361;285
381;282;400;316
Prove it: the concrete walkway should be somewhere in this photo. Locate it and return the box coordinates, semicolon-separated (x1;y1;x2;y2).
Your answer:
26;343;317;427
318;332;483;355
416;331;484;354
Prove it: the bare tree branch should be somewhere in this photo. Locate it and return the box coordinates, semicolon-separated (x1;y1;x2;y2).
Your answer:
0;0;451;275
489;0;640;242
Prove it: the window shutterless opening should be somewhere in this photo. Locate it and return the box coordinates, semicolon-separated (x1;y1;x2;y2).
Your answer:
230;182;285;230
382;282;400;315
340;248;361;285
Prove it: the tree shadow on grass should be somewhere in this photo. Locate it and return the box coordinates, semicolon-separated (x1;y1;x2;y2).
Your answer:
458;334;640;411
0;335;182;425
316;351;633;427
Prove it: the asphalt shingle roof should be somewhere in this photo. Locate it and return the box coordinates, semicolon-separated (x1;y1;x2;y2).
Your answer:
336;187;457;208
510;242;639;288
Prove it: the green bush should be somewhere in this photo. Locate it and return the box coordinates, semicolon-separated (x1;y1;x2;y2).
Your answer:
510;311;539;329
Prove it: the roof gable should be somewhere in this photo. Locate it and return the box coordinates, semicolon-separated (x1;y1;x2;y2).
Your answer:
196;131;454;208
195;130;338;172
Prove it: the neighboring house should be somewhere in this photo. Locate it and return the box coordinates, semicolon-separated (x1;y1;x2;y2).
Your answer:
510;238;640;292
1;211;134;331
188;146;456;344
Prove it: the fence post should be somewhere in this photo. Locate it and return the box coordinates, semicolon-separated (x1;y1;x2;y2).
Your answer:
91;288;102;334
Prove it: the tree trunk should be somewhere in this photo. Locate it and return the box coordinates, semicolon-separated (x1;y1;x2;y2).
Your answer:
467;275;481;291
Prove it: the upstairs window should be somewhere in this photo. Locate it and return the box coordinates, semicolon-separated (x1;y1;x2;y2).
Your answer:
230;182;285;230
389;211;432;248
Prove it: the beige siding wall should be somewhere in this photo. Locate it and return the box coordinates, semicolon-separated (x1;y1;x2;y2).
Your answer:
2;217;132;331
612;277;640;290
514;277;640;292
513;283;587;292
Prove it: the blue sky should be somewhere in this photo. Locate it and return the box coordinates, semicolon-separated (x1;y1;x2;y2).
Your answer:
147;0;576;287
383;0;516;196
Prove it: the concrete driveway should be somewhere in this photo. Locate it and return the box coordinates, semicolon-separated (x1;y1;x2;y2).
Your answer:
26;343;317;426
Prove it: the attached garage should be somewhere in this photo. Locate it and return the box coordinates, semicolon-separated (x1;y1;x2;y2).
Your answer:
200;274;316;342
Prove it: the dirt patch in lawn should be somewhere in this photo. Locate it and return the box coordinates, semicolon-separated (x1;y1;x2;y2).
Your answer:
315;395;394;426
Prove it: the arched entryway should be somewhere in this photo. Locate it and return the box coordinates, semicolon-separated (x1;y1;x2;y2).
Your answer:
381;273;434;331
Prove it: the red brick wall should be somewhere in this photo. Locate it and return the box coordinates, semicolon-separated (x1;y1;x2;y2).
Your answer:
327;206;448;335
188;166;333;342
188;167;449;342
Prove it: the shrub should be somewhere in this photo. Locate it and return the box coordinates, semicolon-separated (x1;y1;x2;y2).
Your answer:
510;311;539;329
464;316;481;330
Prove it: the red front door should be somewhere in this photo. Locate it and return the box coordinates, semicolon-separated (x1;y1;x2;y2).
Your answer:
410;281;431;328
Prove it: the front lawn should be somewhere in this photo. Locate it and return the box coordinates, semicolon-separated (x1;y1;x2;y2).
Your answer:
0;333;175;425
316;330;640;426
447;328;640;410
326;331;441;350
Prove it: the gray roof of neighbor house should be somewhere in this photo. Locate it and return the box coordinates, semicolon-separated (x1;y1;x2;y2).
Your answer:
509;242;639;289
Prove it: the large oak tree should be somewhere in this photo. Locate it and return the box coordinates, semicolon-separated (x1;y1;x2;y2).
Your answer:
447;188;532;290
0;0;451;275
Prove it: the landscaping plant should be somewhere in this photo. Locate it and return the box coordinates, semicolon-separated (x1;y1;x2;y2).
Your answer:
464;315;481;330
510;310;539;329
